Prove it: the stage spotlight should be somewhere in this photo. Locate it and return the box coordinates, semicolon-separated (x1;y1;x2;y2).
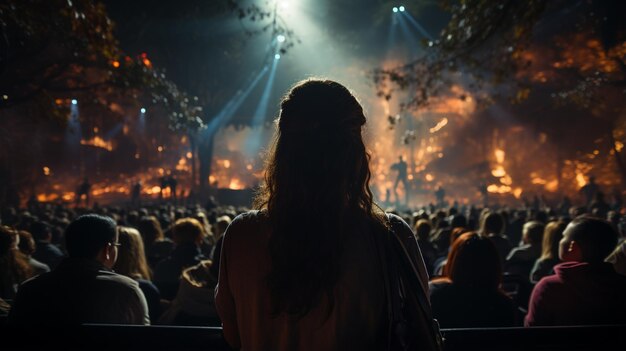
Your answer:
392;7;398;13
277;34;286;43
274;54;281;60
140;107;146;113
278;1;290;13
399;6;405;12
71;99;78;105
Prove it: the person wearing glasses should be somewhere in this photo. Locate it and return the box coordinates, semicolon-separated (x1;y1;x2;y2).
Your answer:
8;214;149;325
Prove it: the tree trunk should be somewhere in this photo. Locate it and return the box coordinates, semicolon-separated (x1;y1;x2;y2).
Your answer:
198;130;216;199
608;124;626;188
188;132;197;192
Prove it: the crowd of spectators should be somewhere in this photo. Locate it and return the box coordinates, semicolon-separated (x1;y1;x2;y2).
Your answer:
0;200;242;326
1;192;624;329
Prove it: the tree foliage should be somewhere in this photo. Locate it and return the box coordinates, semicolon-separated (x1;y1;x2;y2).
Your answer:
372;0;625;111
366;0;626;199
0;0;202;130
227;0;299;55
0;0;206;205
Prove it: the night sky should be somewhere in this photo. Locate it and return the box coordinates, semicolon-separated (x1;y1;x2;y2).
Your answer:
102;0;449;125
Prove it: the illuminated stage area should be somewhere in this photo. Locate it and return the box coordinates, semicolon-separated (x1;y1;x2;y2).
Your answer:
1;1;625;210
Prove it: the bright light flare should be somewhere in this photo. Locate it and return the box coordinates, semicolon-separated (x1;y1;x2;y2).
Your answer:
429;118;448;133
274;54;281;60
491;166;506;178
392;7;398;13
278;1;291;13
487;184;512;194
71;99;78;105
80;136;113;151
576;172;586;188
277;35;286;43
140;107;146;113
399;6;405;12
229;178;245;190
495;149;505;164
545;180;559;192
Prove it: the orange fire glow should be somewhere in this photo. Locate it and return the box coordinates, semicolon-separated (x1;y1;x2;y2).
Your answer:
576;172;586;188
492;166;506;178
228;178;245;190
488;147;517;197
555;36;626;74
487;184;512;194
175;156;190;172
80;136;114;151
494;149;505;164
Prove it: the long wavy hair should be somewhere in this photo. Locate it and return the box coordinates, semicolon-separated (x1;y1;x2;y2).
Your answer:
114;226;152;280
254;78;385;317
0;226;33;299
540;221;566;260
137;216;165;245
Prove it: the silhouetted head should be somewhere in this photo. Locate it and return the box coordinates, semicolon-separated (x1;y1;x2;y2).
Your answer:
29;220;51;242
560;215;618;263
445;232;502;291
172;218;205;245
257;78;370;211
65;214;118;267
255;78;383;317
449;214;467;229
541;221;567;260
414;219;432;241
137;216;164;244
17;230;36;256
523;221;545;245
480;212;504;236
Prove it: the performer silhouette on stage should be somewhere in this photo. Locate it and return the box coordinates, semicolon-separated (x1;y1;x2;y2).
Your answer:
75;177;91;207
131;180;141;206
390;155;409;205
478;182;488;207
579;175;599;206
159;172;178;204
435;185;445;208
168;174;178;203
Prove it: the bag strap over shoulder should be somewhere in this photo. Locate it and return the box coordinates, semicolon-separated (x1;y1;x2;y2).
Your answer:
386;215;431;298
379;213;445;351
